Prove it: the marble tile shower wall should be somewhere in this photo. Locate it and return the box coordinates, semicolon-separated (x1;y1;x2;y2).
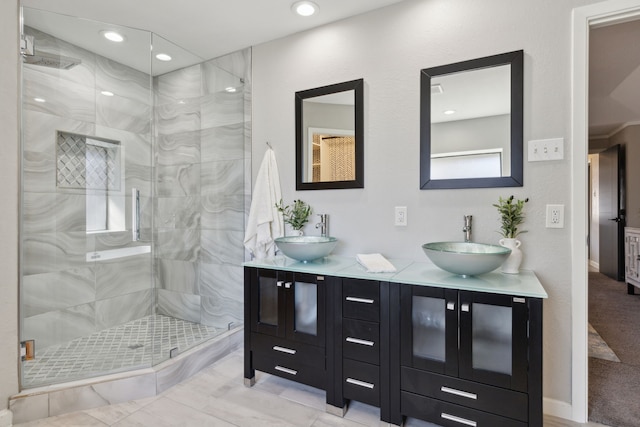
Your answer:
154;49;251;331
21;26;154;351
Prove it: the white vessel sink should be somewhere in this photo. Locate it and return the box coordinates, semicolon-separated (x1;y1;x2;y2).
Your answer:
275;236;338;262
422;241;511;277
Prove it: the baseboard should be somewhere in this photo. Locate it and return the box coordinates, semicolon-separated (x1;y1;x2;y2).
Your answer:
0;409;13;427
589;259;599;270
544;397;574;421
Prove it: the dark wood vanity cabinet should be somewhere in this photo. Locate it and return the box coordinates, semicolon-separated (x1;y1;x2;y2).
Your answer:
245;268;328;390
330;278;393;420
244;263;543;427
393;284;543;427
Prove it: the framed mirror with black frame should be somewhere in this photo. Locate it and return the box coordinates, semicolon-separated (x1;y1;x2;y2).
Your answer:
420;50;524;190
295;79;364;190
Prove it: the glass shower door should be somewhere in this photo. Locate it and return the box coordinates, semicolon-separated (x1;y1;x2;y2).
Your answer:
20;8;155;387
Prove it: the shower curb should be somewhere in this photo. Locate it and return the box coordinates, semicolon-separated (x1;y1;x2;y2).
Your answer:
9;326;243;424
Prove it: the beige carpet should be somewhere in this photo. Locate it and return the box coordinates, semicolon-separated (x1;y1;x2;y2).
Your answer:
588;271;640;427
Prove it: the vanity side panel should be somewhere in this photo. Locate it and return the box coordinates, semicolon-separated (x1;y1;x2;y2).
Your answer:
244;267;254;382
528;298;543;427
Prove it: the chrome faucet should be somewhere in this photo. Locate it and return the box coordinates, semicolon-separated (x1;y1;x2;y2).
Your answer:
315;214;328;237
463;215;472;242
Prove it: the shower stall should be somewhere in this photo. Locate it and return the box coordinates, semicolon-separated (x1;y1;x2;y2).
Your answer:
19;8;250;389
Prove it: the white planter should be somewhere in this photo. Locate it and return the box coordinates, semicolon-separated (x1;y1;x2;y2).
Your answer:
499;238;522;274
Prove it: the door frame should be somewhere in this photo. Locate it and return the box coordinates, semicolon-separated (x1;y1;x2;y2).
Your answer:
571;0;640;422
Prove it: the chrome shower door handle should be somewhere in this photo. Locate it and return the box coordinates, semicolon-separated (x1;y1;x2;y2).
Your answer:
132;188;140;241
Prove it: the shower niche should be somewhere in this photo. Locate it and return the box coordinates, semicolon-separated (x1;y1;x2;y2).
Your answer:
56;131;125;233
19;7;251;390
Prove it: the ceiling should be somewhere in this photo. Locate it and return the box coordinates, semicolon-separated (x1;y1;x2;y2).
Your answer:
20;0;636;138
590;18;640;138
21;0;406;75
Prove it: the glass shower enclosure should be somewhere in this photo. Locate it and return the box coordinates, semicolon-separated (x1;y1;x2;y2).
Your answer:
20;7;249;388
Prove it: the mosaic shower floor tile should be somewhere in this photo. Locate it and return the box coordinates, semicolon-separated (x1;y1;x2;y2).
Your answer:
22;314;219;387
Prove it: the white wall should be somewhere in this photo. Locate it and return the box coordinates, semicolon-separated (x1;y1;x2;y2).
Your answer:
253;0;601;407
0;0;20;420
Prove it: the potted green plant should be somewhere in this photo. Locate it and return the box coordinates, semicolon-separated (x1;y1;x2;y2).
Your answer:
494;195;529;238
493;195;529;274
275;199;312;235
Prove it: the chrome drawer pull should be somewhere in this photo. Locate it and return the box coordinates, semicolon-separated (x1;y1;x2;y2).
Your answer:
345;296;374;304
274;366;297;376
441;413;477;427
345;337;375;347
441;386;477;400
346;378;375;389
272;346;296;355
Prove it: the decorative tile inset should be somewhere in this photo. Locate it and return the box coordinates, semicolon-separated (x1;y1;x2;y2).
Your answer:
56;131;121;191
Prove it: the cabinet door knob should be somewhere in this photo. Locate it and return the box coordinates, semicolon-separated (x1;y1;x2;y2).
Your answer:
274;365;297;376
346;378;375;389
446;301;455;311
273;346;296;355
345;296;374;304
277;281;283;287
461;303;470;312
346;337;375;346
441;413;477;427
441;386;477;400
284;282;292;289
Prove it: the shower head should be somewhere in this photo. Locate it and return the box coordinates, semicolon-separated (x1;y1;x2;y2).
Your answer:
21;35;81;70
22;50;81;70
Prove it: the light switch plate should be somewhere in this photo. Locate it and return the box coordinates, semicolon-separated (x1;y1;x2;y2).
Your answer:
528;138;564;162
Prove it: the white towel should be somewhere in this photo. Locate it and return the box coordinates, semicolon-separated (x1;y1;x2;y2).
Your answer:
356;253;397;273
244;148;284;259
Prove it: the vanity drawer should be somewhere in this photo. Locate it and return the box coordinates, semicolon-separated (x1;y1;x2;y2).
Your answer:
253;353;325;390
401;391;526;427
342;279;379;322
251;333;324;367
343;359;380;406
401;367;528;422
343;318;379;365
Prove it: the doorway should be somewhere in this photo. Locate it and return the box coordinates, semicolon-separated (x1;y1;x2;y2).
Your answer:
572;1;640;424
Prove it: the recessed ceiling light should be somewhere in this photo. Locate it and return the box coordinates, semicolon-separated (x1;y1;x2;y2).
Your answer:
101;91;114;97
292;1;319;17
155;53;172;62
225;87;237;93
431;84;443;95
34;97;46;103
443;110;456;115
102;31;125;43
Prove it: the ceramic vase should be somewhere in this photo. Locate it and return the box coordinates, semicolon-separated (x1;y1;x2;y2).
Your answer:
499;238;522;274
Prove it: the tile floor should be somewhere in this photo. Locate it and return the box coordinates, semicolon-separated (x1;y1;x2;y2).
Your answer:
23;315;219;388
15;347;609;427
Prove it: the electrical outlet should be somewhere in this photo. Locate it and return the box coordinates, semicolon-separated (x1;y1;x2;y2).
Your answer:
395;206;407;226
546;204;564;228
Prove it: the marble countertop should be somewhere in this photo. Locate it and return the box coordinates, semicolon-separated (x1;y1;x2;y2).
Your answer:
243;255;548;299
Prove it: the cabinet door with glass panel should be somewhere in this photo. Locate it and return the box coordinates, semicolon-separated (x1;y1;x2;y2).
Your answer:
250;269;325;347
458;291;529;391
400;285;529;391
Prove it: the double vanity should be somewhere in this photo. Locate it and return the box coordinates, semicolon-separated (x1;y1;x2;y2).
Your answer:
243;255;547;427
244;43;535;426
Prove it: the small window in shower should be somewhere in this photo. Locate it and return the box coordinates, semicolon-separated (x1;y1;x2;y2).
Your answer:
56;131;124;233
